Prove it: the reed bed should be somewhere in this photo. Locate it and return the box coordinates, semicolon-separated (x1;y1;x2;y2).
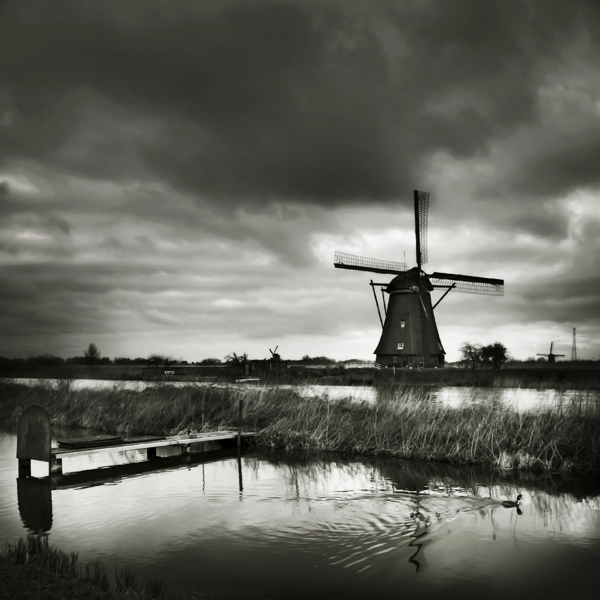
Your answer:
0;534;181;599
1;380;599;474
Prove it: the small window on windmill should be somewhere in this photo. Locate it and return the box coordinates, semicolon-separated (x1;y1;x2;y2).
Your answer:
397;343;404;350
437;342;443;351
401;320;406;328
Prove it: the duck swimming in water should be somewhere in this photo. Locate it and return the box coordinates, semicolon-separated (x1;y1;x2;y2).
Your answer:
501;494;522;508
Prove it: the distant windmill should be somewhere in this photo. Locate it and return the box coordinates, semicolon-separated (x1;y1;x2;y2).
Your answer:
269;346;281;361
537;342;565;364
334;190;504;368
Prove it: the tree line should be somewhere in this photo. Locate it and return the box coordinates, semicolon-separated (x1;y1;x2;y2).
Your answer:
0;344;344;367
459;342;509;370
12;341;578;370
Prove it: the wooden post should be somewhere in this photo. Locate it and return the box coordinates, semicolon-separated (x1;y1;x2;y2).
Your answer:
182;444;192;464
237;397;243;447
17;405;52;476
18;459;31;478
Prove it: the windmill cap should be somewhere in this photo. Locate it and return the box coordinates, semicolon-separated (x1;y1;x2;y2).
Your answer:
386;267;433;292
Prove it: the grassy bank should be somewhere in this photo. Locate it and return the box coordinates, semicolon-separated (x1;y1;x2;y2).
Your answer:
0;534;181;599
1;381;599;475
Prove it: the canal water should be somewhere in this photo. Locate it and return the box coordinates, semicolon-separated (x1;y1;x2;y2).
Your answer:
1;430;599;599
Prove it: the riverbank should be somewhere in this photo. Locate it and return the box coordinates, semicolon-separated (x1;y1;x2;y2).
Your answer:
0;534;181;599
2;381;599;475
1;363;600;388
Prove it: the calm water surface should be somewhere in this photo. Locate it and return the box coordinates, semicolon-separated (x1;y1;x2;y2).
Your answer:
1;430;599;599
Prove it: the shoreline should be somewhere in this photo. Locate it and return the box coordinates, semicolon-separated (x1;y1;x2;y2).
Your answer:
1;364;600;390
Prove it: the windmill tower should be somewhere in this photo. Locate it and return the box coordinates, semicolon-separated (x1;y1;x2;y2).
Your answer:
334;190;504;368
537;342;565;364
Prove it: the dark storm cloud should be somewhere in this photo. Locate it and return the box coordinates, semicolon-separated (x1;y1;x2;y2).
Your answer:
513;138;600;197
2;0;599;207
508;210;570;239
521;275;600;307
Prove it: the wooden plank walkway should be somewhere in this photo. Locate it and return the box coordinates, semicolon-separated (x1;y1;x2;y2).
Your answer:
48;431;256;473
16;405;257;477
52;431;255;458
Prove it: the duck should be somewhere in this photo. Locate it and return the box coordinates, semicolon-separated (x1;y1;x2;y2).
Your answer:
500;494;522;508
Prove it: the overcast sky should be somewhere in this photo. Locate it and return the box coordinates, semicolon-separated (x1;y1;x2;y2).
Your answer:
1;0;600;363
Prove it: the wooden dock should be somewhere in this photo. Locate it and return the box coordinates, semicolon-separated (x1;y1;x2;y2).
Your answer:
16;404;256;476
49;431;256;474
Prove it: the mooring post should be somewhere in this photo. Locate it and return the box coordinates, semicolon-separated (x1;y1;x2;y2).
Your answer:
237;396;243;447
17;405;52;477
18;459;31;478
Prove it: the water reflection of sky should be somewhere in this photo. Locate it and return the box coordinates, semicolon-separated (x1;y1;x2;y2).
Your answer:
1;431;600;599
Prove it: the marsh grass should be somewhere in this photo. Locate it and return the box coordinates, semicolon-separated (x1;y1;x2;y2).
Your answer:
2;534;79;577
1;380;599;474
1;534;181;599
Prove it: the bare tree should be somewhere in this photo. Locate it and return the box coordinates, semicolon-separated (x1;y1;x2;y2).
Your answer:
460;342;482;371
224;352;248;364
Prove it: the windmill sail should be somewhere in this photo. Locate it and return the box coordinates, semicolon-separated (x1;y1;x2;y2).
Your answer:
430;272;504;296
414;190;429;269
334;251;407;275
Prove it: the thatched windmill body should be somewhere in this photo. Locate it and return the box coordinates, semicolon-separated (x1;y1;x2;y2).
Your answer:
334;190;504;368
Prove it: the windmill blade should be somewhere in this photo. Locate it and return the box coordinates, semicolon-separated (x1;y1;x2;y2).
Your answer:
430;272;504;296
550;342;553;354
414;190;429;269
334;251;407;275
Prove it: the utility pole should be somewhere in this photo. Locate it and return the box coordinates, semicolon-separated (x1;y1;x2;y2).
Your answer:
571;327;577;361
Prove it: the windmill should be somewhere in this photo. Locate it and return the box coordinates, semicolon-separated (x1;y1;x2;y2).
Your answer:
537;342;565;364
269;346;281;361
334;190;504;368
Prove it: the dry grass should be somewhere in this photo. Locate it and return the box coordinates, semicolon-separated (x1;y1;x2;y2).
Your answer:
1;380;599;474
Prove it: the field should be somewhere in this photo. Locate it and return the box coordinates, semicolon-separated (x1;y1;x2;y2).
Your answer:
1;380;599;475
